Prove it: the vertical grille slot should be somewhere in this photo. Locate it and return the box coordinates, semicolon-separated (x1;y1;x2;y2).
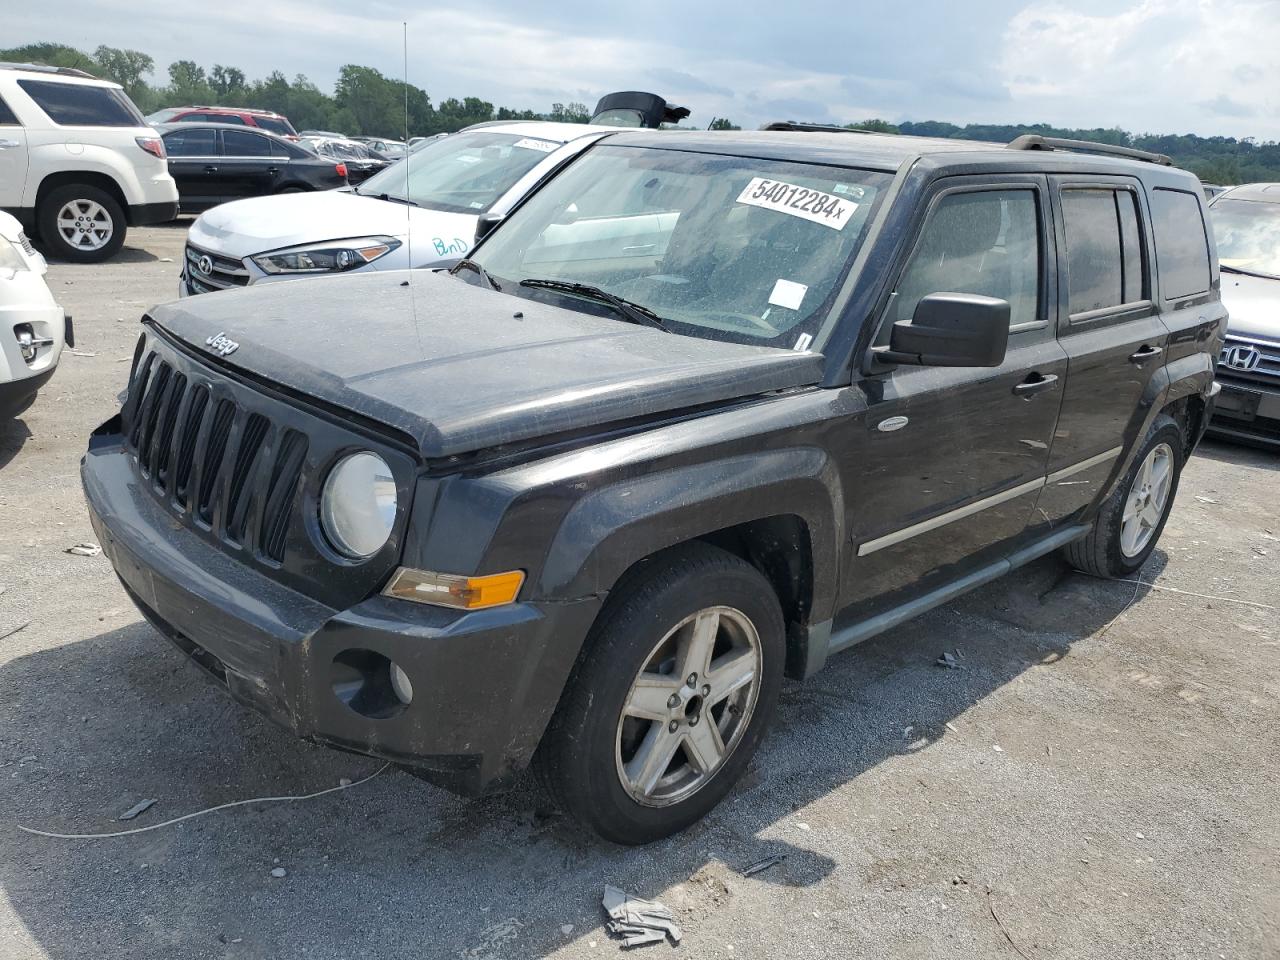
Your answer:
196;399;237;523
225;413;271;543
260;430;308;562
174;386;209;504
137;363;172;472
125;353;157;447
151;374;187;489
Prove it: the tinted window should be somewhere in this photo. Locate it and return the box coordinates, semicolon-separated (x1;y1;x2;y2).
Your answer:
1151;188;1211;299
254;116;293;136
17;79;143;127
892;189;1041;328
0;95;18;125
221;130;272;157
211;114;247;124
163;128;216;156
1116;190;1145;302
1062;189;1124;314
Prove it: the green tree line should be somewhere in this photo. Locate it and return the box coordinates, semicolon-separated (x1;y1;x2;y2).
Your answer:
6;41;1279;182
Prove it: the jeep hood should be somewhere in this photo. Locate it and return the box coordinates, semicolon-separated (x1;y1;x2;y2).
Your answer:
145;270;824;459
188;191;477;264
1220;270;1280;342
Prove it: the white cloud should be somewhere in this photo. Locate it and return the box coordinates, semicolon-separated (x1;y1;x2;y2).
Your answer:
1000;0;1280;136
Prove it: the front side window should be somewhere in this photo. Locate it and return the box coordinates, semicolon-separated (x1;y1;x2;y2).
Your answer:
1061;187;1147;316
163;128;216;157
358;131;565;213
470;144;890;345
1151;188;1211;299
221;130;272;157
16;79;143;127
890;189;1041;328
1209;197;1280;279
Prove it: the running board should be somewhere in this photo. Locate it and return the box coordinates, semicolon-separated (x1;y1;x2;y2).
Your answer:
825;523;1091;657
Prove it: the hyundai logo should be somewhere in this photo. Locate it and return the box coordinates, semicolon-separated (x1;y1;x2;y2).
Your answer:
197;254;214;276
1221;344;1261;371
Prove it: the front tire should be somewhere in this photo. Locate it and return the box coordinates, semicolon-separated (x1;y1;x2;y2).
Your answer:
1063;414;1185;578
37;184;127;263
536;543;785;845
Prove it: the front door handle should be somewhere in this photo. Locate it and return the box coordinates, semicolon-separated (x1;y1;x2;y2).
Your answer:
0;139;19;149
1129;344;1162;364
203;165;219;173
267;166;279;174
1013;372;1060;397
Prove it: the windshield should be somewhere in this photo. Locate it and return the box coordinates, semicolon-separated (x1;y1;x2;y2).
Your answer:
358;131;560;212
468;144;889;345
255;115;294;137
1210;198;1280;278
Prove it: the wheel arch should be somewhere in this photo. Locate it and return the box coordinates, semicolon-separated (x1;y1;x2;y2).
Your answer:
34;171;130;222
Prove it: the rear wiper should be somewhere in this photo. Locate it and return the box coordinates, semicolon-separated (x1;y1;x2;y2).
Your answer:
374;193;420;207
452;258;500;290
519;278;671;333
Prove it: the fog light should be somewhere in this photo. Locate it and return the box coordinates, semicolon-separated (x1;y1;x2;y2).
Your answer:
389;662;414;704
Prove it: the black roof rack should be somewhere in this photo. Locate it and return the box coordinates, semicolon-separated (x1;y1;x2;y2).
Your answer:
0;62;99;80
1007;134;1172;167
762;121;878;134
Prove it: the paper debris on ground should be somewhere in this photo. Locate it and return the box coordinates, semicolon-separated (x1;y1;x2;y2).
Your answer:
936;651;961;669
117;798;156;821
64;543;101;557
602;885;681;947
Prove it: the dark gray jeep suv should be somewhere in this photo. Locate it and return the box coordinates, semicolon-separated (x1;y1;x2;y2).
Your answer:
82;129;1224;844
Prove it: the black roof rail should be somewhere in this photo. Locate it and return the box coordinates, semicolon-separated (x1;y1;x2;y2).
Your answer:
1007;134;1173;167
762;121;879;134
0;61;99;80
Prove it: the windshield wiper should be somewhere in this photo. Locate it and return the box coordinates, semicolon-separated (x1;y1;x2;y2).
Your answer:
519;278;671;333
452;258;500;290
373;192;419;207
1220;263;1278;279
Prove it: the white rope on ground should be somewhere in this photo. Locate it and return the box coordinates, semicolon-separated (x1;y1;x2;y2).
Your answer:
1116;579;1275;610
16;762;391;840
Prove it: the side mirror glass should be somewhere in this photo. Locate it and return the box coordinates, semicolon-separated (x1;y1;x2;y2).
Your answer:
474;212;503;244
882;292;1010;367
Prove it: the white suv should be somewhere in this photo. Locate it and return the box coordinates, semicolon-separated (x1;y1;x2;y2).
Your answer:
0;63;179;263
0;210;65;418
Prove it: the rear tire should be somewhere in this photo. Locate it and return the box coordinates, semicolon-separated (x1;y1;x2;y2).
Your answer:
536;543;785;845
1062;414;1184;578
37;184;127;263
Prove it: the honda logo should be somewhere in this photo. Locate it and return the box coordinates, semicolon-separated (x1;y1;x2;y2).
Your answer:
1221;344;1261;371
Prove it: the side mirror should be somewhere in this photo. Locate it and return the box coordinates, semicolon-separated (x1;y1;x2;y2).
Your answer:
475;212;503;244
881;293;1010;367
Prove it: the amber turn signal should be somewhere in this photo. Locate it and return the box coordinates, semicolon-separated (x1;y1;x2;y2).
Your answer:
383;568;525;610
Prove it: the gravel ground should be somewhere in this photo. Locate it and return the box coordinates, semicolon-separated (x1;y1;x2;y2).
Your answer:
1;225;1277;960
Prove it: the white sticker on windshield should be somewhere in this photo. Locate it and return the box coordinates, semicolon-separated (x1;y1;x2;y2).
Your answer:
514;137;559;153
736;177;858;230
769;278;808;311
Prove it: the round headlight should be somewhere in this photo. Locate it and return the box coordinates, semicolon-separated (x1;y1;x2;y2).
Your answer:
320;452;397;559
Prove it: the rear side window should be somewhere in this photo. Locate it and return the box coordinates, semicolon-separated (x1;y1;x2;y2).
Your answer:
221;130;272;157
892;188;1042;328
255;116;293;137
1061;187;1147;316
163;128;215;156
0;95;18;125
16;79;143;127
1150;188;1211;299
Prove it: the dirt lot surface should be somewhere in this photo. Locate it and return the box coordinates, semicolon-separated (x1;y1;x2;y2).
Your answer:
1;225;1277;960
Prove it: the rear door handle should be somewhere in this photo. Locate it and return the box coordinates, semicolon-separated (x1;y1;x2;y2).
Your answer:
0;139;19;149
267;166;279;174
1013;372;1060;397
1129;344;1162;364
203;165;219;173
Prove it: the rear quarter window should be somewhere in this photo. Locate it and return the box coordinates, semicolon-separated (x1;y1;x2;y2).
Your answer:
1150;187;1212;299
0;95;18;125
16;79;143;127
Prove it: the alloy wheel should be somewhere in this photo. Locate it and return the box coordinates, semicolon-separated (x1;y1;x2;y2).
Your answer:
1120;442;1174;557
56;199;114;252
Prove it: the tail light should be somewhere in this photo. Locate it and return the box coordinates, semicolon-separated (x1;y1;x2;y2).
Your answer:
136;136;166;159
335;162;348;179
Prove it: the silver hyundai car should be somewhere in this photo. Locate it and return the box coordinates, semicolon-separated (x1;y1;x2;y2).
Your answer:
1206;183;1280;447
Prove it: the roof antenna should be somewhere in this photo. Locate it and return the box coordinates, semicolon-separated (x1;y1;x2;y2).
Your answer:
402;20;412;283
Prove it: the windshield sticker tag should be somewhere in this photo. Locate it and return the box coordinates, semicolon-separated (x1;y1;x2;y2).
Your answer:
736;177;858;230
793;333;814;352
769;278;808;311
514;137;559;153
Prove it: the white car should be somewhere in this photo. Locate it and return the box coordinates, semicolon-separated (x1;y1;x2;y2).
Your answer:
0;211;66;418
180;121;616;295
0;63;179;263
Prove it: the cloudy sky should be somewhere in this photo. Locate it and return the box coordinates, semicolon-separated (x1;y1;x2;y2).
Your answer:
10;0;1280;137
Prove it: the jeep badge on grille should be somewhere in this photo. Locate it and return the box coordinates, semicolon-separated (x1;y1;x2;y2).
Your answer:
205;332;239;357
